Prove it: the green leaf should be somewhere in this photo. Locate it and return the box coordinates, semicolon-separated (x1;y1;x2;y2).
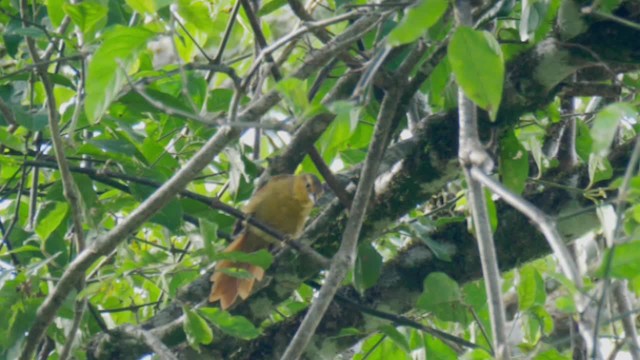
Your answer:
499;130;529;194
125;0;158;14
417;272;469;324
47;0;66;27
354;242;383;292
461;349;493;360
35;202;69;241
554;295;576;313
484;189;498;233
517;265;546;311
597;241;640;279
200;218;218;260
378;325;410;353
520;0;548;41
11;107;48;131
387;0;449;46
575;120;592;162
6;27;47;39
258;0;288;16
276;78;309;114
198;308;260;339
85;26;155;123
0;127;24;152
448;27;504;120
212;249;273;270
534;348;571;360
424;334;457;359
183;307;213;348
591;103;636;156
130;183;184;230
406;220;455;261
63;1;108;36
588;154;613;185
207;88;235;113
354;333;406;360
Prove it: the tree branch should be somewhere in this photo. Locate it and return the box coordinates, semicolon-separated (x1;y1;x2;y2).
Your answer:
282;86;401;359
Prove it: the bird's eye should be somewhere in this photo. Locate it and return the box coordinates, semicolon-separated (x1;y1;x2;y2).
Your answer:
306;182;312;190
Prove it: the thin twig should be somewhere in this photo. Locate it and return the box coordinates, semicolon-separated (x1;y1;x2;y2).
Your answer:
213;0;241;64
243;10;366;86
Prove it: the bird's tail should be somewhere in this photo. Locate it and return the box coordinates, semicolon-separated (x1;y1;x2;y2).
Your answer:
208;233;265;310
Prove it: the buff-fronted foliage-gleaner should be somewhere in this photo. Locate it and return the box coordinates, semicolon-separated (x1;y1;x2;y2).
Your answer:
209;174;323;310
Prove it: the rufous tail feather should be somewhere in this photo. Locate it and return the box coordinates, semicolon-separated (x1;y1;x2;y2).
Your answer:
209;233;265;310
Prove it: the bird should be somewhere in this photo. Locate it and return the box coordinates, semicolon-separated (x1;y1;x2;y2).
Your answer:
209;174;323;310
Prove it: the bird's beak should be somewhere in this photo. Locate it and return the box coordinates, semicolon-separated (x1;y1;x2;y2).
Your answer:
308;192;317;205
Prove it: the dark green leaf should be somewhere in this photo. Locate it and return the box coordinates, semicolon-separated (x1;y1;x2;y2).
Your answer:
500;130;528;194
405;220;455;261
130;183;184;230
198;308;261;339
200;218;218;260
258;0;288;16
354;242;383;292
417;272;469;324
591;103;636;156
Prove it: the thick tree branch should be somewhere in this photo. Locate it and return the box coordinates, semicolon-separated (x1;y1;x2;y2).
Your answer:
282;86;401;359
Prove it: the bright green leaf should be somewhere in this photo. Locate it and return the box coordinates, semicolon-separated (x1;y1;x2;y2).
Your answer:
378;325;410;353
0;127;24;152
63;1;108;36
387;0;449;46
183;307;213;348
517;265;546;311
554;295;576;313
85;26;155;123
597;241;640;279
424;334;457;359
125;0;158;14
47;0;66;27
448;27;504;120
35;202;69;241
